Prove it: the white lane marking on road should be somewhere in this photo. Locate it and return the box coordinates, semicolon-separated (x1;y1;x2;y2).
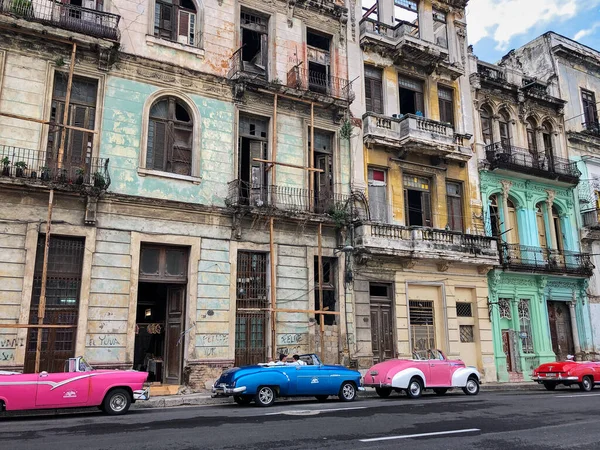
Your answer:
265;406;367;416
359;428;481;443
555;393;600;398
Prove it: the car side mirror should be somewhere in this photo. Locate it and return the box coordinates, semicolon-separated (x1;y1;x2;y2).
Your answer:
40;371;48;378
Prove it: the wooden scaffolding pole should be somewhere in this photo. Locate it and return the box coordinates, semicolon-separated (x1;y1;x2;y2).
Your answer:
0;112;97;134
57;43;77;169
34;189;54;373
309;103;315;210
318;222;324;361
270;95;278;360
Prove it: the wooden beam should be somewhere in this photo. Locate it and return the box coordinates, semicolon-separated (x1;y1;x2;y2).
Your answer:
255;88;315;105
271;94;278;188
318;222;324;361
57;43;77;169
0;324;76;329
252;158;324;172
34;189;54;373
310;103;315;210
0;112;98;134
270;217;277;360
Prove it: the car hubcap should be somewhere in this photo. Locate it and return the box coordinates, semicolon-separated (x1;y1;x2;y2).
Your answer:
259;388;273;404
467;380;477;393
410;382;420;396
343;384;355;399
110;394;127;412
584;379;591;390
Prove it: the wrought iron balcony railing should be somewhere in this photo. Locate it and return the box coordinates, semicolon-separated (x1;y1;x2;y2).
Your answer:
485;142;580;183
582;121;600;136
226;180;352;216
0;0;121;41
582;209;600;228
286;66;354;102
499;243;593;276
477;63;506;83
0;145;110;189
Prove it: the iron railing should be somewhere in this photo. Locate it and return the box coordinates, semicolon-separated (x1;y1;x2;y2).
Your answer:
582;121;600;136
227;45;267;81
226;180;352;215
0;0;121;41
499;243;593;276
287;66;354;102
485;142;580;182
582;209;600;228
359;18;420;41
0;144;110;189
477;63;506;83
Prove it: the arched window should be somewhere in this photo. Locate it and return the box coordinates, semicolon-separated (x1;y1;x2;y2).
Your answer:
499;110;511;146
506;198;519;245
489;194;500;237
154;0;201;47
481;107;493;146
542;122;554;168
526;118;538;156
535;202;548;249
551;206;564;252
146;97;193;176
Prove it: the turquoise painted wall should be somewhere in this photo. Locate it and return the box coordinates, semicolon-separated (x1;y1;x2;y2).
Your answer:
100;76;235;206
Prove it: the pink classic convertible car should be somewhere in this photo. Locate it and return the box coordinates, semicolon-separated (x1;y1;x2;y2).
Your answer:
364;349;481;398
0;357;149;415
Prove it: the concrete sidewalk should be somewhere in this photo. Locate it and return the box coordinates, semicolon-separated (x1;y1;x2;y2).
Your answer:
132;382;542;409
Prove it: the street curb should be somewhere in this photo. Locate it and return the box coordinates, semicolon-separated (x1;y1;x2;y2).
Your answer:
132;384;544;409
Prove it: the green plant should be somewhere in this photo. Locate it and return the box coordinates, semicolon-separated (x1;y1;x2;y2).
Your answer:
1;157;9;166
11;0;33;17
15;161;27;169
55;57;65;67
93;171;106;188
328;205;350;229
271;77;282;85
339;119;353;141
75;167;85;175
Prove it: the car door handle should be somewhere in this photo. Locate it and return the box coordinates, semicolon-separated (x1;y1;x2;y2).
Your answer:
430;364;435;367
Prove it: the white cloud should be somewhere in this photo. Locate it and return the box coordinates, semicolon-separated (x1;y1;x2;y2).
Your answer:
574;22;600;41
466;0;598;52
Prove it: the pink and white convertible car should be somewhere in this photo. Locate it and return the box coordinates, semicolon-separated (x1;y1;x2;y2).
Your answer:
0;357;149;415
364;349;481;398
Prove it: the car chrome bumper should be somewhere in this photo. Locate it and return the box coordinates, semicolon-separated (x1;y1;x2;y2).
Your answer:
211;385;247;397
358;387;366;391
533;376;578;382
133;388;150;401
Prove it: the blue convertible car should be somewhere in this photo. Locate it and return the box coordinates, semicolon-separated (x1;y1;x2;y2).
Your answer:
211;354;363;406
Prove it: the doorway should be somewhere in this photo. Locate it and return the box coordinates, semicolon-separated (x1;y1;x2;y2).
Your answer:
238;114;268;206
135;245;188;385
369;283;394;363
547;301;575;361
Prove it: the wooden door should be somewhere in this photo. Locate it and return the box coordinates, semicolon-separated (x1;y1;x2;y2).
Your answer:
547;302;574;361
165;286;185;385
502;330;513;372
370;303;394;364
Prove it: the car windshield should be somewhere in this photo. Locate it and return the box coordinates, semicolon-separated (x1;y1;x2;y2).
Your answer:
79;358;94;372
412;350;444;361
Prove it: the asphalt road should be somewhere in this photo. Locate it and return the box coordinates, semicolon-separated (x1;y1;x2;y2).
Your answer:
2;388;600;450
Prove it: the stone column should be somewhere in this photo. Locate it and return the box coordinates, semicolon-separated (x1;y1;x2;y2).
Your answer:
569;297;582;356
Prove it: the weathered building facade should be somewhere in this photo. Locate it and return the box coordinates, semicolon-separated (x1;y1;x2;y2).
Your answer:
345;0;498;382
470;47;594;382
514;33;600;358
0;0;355;389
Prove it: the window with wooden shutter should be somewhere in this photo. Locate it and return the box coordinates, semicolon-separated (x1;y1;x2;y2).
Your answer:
446;182;463;232
399;75;424;116
438;86;454;126
582;89;598;127
147;97;193;176
155;0;200;47
365;66;383;114
403;175;432;227
368;168;388;222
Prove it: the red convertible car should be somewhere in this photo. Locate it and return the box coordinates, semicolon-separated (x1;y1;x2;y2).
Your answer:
364;349;481;398
533;360;600;391
0;357;149;415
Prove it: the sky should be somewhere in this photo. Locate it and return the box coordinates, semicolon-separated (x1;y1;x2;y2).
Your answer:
467;0;600;63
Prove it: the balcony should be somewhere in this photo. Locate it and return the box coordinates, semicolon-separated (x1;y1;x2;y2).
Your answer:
298;0;347;19
286;66;354;103
582;209;600;228
354;223;499;265
477;63;506;84
0;0;120;41
0;145;110;190
363;112;470;160
485;142;580;185
359;19;451;68
226;180;352;218
582;121;600;137
499;244;593;276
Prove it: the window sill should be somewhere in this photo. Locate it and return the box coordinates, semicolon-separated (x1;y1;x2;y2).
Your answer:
138;168;202;184
145;35;205;58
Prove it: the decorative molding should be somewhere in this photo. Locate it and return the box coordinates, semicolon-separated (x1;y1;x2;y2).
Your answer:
437;262;450;272
546;189;555;208
500;179;512;197
401;259;417;270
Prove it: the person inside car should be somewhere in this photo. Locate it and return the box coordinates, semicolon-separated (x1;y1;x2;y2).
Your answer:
291;354;307;365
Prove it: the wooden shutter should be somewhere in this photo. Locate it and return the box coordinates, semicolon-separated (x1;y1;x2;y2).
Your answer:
158;3;173;40
178;10;195;45
415;92;424;115
171;127;192;176
422;191;432;227
404;189;409;225
151;120;167;171
447;196;463;231
365;78;373;113
365;77;383;114
260;33;269;73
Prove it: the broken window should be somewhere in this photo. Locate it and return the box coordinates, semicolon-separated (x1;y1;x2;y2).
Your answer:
488;195;501;237
155;0;199;47
499;111;511;146
480;107;493;145
310;129;334;213
368;167;388;223
526;118;538;156
307;30;332;95
239;114;268;206
314;257;337;326
582;89;598;129
403;175;432;227
438;86;454;126
240;10;268;79
446;182;463;232
433;8;447;48
47;72;97;173
399;75;424;116
365;66;383;114
394;0;419;37
146;96;193;176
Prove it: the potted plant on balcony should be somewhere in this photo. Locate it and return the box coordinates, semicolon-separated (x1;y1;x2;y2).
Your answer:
1;157;10;176
40;166;50;181
93;171;106;189
15;161;27;178
58;168;68;183
75;167;85;185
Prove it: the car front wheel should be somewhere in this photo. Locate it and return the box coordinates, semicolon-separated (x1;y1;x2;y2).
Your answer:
462;377;480;396
103;388;131;415
254;386;276;407
233;395;253;405
375;387;392;398
406;377;423;399
339;381;357;402
580;376;594;392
